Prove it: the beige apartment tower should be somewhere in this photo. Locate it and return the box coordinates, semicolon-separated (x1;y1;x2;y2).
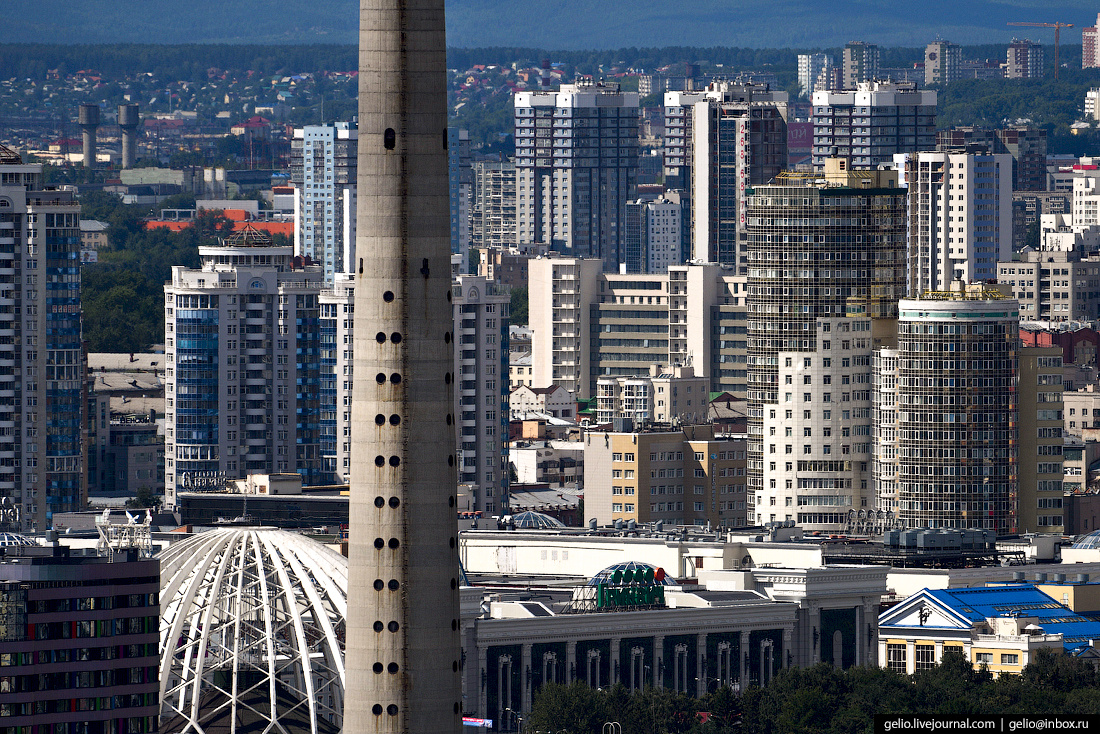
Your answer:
344;0;463;733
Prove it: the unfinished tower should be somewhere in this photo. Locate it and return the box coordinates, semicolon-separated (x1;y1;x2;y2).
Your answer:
343;0;464;732
118;103;140;169
78;103;99;169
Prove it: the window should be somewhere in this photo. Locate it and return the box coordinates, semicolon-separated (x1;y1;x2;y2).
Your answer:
915;646;935;670
612;453;623;461
975;653;993;664
624;453;635;462
887;644;906;672
1001;653;1019;665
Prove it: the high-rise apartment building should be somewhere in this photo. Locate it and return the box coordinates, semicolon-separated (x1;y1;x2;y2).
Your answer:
925;41;962;86
584;424;748;527
1007;39;1044;79
744;160;906;532
936;125;1047;191
470;160;516;250
811;82;937;169
997;248;1100;322
319;272;355;484
164;227;325;509
624;192;686;274
664;82;788;270
0;542;160;732
449;127;472;265
1084;15;1100;69
899;151;1013;294
453;275;511;515
528;257;748;400
0;147;84;531
843;42;880;89
1018;346;1065;534
874;289;1019;532
514;82;639;272
290;122;357;283
798;53;834;97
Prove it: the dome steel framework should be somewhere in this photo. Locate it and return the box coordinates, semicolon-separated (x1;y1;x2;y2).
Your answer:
158;528;348;733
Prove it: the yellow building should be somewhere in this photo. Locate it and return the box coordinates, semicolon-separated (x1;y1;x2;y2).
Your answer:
878;584;1100;676
584;424;748;528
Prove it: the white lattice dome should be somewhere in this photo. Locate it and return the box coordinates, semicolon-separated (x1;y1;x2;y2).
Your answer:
158;528;348;734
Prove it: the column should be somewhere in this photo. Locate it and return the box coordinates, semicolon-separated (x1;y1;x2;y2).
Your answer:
809;604;821;665
521;643;532;713
783;628;793;670
477;645;488;719
566;641;576;683
866;601;879;666
610;637;621;685
739;630;750;687
696;633;707;697
906;641;916;675
653;635;664;689
855;604;864;666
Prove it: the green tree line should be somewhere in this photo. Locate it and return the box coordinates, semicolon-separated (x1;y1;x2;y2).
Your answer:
526;649;1100;734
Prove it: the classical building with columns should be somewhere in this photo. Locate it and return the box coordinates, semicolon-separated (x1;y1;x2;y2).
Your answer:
458;562;886;730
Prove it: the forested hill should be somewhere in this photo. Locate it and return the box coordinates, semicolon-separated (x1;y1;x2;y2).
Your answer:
2;0;1099;49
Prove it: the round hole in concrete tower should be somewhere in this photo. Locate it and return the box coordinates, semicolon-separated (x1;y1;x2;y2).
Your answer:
388;538;400;549
389;414;401;425
374;496;385;508
375;373;386;384
451;619;458;631
374;456;385;467
388;621;400;632
391;332;402;344
389;496;400;508
373;579;384;591
384;128;395;150
374;538;385;549
448;496;455;507
372;704;383;715
383;291;394;302
446;414;452;425
388;456;400;467
450;578;457;589
390;373;402;384
375;332;386;343
387;704;399;716
388;662;399;674
373;662;383;674
374;621;384;632
452;661;459;672
375;414;386;426
388;579;400;590
447;455;454;466
444;332;451;344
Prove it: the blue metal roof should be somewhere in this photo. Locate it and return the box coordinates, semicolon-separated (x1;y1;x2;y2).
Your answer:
927;585;1100;652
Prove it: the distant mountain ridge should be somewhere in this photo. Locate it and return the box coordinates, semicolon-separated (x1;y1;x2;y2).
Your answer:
2;0;1099;49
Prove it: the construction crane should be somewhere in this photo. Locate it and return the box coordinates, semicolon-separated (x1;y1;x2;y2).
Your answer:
1007;22;1074;79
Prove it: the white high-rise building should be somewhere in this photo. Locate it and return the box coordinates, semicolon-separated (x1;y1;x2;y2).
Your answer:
514;82;639;272
453;275;511;514
0;147;84;531
164;227;326;509
898;151;1013;294
319;273;355;484
290;122;357;283
812;82;937;169
798;53;833;97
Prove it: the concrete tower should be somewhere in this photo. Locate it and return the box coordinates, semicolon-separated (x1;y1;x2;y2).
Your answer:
78;103;99;169
117;103;139;169
344;0;463;732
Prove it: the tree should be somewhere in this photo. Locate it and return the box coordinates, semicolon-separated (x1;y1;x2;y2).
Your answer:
509;286;528;326
125;486;162;510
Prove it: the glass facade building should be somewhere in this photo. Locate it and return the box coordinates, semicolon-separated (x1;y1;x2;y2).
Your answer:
0;149;84;531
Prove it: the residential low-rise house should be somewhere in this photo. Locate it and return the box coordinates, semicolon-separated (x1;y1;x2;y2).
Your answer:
878;584;1100;676
511;385;575;421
